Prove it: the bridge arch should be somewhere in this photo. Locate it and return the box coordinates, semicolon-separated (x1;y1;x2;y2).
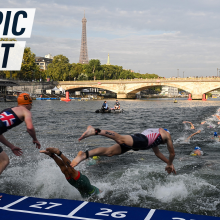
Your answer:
126;82;192;95
60;85;118;94
58;79;220;100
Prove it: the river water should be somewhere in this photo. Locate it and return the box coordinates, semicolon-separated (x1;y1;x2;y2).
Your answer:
1;98;220;217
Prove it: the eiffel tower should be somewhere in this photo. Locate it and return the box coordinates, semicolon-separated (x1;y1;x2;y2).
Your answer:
79;12;89;64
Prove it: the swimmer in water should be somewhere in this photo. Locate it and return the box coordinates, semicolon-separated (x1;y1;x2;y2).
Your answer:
212;132;220;141
186;130;201;141
71;126;176;174
183;121;195;129
86;156;101;166
40;148;100;198
179;146;203;161
190;146;203;156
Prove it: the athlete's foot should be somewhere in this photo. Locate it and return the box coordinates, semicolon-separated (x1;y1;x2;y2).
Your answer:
78;125;96;141
70;151;87;167
46;147;60;155
0;195;2;199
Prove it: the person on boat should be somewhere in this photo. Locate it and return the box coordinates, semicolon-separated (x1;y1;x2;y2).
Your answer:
71;126;176;174
40;148;100;198
0;93;41;177
114;100;120;110
102;101;108;110
183;121;195;129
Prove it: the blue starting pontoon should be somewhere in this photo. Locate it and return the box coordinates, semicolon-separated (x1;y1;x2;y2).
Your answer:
0;193;219;220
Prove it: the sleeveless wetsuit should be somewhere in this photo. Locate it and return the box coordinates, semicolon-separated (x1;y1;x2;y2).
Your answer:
120;128;164;154
66;171;100;198
0;108;23;135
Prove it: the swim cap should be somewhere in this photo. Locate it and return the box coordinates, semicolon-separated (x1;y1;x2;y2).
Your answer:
92;156;100;160
194;146;201;150
164;128;170;133
17;93;32;105
214;132;218;137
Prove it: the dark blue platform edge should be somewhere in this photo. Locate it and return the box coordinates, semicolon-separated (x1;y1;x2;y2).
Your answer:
0;193;219;220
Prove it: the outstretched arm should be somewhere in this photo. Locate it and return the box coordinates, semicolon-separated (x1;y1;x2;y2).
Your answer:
24;110;41;149
152;145;176;174
215;115;220;120
186;130;201;140
183;121;194;129
0;134;22;156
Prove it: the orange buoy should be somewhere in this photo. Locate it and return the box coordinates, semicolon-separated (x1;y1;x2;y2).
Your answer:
61;91;71;102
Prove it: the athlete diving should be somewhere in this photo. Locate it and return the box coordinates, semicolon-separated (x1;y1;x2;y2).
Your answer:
71;126;176;174
40;148;100;198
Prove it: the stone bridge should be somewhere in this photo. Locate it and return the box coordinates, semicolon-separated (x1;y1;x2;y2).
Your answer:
58;78;220;99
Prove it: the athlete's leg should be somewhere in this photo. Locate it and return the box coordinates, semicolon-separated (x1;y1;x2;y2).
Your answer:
71;143;121;167
79;125;133;146
0;151;9;175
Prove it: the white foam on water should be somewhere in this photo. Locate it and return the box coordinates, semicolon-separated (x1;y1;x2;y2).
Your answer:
32;159;82;200
91;162;219;206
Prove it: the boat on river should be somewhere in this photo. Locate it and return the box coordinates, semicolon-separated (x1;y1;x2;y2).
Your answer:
95;108;123;113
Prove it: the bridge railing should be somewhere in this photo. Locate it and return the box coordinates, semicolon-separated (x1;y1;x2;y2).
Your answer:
58;77;220;84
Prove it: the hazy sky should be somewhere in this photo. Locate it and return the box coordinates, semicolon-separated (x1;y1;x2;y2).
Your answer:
2;0;220;77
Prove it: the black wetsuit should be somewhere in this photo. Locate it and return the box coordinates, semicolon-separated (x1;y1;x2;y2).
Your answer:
0;108;23;135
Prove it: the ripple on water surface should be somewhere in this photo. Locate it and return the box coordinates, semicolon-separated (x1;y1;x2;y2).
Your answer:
1;99;220;216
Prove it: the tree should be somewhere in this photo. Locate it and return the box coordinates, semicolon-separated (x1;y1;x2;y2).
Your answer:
18;47;40;80
47;55;71;81
88;59;101;80
69;63;84;80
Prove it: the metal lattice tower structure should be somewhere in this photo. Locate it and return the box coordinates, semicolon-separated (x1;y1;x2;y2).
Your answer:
79;12;89;64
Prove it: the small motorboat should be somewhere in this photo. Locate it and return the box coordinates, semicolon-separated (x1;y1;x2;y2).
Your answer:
95;109;111;113
95;108;124;113
111;109;124;113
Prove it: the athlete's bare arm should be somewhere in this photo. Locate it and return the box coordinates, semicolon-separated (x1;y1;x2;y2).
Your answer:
157;129;176;174
186;130;201;140
23;108;41;149
12;106;41;149
0;134;22;156
152;146;176;174
183;121;195;129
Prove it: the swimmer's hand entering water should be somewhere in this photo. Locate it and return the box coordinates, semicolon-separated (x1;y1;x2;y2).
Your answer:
165;164;176;174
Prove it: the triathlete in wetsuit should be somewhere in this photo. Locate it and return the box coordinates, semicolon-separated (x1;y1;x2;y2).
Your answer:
40;148;100;198
71;126;176;174
0;93;41;177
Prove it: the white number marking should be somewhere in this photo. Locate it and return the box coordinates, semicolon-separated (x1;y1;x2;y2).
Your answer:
29;202;62;210
95;208;127;218
111;211;128;218
45;202;62;210
29;201;47;209
96;208;112;216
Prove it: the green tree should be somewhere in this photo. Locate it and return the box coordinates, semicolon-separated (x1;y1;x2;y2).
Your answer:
17;47;40;80
69;63;84;80
47;55;71;81
88;59;101;80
